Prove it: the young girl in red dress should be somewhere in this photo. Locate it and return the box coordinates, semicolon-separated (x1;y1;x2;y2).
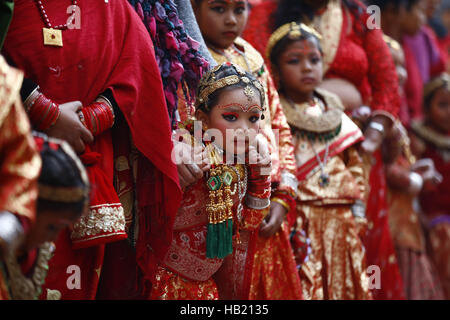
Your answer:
150;63;272;299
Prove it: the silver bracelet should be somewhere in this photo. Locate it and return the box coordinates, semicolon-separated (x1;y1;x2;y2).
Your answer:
408;171;424;194
281;171;299;192
245;194;270;210
0;211;24;254
368;121;385;135
23;85;40;112
351;200;366;219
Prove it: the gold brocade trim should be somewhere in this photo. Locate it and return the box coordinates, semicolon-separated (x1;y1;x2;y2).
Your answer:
383;34;401;51
209;37;265;75
38;184;86;203
0;55;24;126
310;0;343;74
70;203;126;241
423;72;450;100
411;120;450;150
4;242;55;300
280;88;344;133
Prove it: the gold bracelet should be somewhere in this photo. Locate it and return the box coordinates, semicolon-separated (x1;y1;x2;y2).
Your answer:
271;197;291;213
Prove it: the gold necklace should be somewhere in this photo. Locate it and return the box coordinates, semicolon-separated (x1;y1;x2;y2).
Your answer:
4;242;55;300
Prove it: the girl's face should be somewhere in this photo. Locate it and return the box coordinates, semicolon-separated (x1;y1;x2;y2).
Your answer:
400;0;426;36
194;0;248;49
276;39;323;102
428;87;450;133
25;209;81;251
197;87;262;155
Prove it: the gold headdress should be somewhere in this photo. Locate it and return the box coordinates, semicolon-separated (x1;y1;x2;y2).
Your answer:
266;22;322;61
423;73;450;102
196;62;266;111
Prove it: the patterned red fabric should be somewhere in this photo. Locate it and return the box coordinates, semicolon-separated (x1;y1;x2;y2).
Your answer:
325;1;400;116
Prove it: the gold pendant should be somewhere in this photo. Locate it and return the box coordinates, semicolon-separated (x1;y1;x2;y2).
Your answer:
43;28;63;47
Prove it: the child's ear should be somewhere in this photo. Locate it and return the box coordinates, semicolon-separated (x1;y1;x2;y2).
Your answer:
195;109;210;127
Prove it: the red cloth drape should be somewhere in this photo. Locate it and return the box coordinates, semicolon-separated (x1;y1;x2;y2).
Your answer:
3;0;181;299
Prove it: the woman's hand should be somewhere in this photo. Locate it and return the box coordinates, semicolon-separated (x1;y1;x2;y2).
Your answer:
44;101;93;154
259;201;286;238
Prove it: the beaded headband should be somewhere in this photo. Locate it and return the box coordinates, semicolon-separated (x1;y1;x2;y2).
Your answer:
266;22;322;61
196;63;266;111
423;73;450;102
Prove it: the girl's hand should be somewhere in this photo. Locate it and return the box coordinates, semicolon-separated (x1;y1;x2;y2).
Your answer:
248;134;271;176
45;101;93;154
412;158;443;192
172;139;208;190
259;201;286;238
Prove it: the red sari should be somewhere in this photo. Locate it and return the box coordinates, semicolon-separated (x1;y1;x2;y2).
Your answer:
3;0;181;299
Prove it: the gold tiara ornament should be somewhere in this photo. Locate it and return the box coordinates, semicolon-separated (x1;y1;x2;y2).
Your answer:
266;22;323;61
424;73;450;101
38;184;88;203
196;63;266;110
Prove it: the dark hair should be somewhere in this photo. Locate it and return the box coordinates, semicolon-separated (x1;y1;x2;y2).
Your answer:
273;0;366;31
367;0;420;12
196;63;265;114
34;133;89;216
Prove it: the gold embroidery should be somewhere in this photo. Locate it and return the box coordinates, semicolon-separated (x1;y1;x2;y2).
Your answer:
46;289;62;300
280;89;344;133
70;204;126;241
310;0;343;74
4;242;55;300
411;120;450;150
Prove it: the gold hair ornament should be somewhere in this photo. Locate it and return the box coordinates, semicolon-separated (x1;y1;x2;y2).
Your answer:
266;22;322;61
196;63;265;111
423;73;450;101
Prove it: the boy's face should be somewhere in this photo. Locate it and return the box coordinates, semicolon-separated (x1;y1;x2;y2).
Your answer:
429;87;450;133
277;39;323;100
400;0;427;36
194;0;248;49
197;87;262;156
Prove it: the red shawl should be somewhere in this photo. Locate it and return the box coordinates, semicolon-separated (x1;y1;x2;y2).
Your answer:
3;0;181;298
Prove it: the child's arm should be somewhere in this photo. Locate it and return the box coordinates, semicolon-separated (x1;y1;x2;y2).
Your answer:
239;164;272;231
342;146;368;202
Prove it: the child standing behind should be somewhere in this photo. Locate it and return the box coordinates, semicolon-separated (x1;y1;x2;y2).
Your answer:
267;22;371;300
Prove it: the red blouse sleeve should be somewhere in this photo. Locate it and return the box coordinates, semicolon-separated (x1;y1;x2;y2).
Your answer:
360;12;401;117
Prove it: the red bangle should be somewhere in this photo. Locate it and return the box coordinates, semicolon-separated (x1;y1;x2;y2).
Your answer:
28;93;60;131
80;101;114;136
